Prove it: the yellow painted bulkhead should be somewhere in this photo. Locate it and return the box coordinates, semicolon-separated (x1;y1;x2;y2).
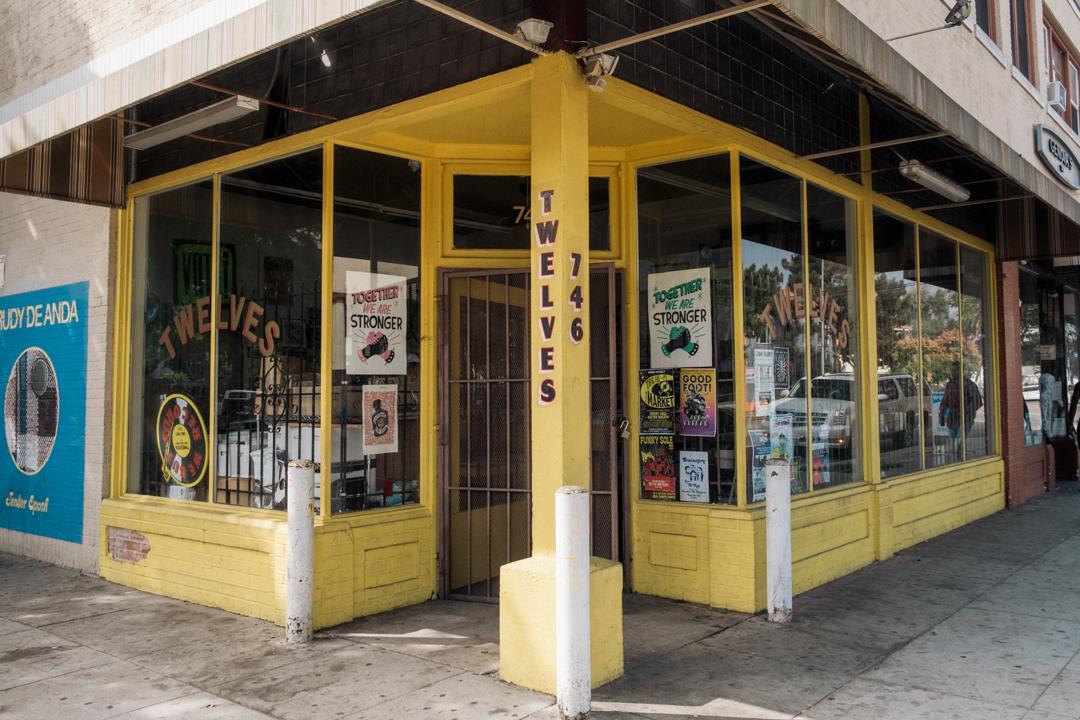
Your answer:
104;56;1004;626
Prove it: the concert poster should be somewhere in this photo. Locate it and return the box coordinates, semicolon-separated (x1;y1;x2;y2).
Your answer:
678;368;716;437
640;434;676;500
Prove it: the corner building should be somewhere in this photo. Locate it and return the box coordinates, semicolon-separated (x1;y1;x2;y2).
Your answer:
2;0;1078;686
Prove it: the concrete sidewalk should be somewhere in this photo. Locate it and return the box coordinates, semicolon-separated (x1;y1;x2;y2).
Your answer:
0;485;1078;719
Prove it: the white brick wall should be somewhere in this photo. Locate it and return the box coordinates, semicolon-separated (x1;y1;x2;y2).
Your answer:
0;193;113;573
0;0;215;109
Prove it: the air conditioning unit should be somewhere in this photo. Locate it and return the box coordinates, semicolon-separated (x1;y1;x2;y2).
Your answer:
1049;81;1068;113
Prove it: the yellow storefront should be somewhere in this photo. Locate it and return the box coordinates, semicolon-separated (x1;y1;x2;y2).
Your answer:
101;52;1002;642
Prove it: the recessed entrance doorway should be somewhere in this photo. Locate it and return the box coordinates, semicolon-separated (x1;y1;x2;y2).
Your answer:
438;266;626;601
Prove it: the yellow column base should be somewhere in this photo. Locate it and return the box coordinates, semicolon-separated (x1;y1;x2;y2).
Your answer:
499;555;624;695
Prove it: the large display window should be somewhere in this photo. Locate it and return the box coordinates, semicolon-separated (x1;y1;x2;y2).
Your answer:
125;145;425;514
872;211;994;478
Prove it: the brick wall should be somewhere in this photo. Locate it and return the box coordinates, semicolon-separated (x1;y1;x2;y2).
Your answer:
997;260;1050;507
0;193;114;572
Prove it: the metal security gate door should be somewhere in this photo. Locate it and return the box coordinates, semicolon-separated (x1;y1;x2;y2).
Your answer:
439;267;623;601
440;270;532;601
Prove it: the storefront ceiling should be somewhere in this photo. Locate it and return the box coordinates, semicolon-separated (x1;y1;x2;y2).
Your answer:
366;81;684;150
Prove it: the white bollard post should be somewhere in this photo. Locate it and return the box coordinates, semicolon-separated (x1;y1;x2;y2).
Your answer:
286;459;316;643
556;485;591;720
765;459;792;623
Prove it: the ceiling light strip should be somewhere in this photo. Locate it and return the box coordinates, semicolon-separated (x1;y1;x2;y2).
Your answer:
190;81;340;121
579;0;774;58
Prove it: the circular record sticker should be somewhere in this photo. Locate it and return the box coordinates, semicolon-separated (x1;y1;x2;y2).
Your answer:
156;394;208;488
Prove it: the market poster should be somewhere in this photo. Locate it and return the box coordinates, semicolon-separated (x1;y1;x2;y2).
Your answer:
678;450;709;503
346;271;407;376
678;369;716;437
640;434;676;500
754;348;774;416
0;282;88;544
773;347;791;392
647;268;712;369
812;441;830;487
770;413;793;461
749;429;769;503
362;385;398;455
639;369;675;435
931;391;949;437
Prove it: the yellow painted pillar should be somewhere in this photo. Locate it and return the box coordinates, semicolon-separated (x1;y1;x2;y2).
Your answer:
499;51;624;695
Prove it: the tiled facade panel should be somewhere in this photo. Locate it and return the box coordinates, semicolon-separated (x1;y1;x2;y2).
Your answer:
587;0;862;177
132;0;533;180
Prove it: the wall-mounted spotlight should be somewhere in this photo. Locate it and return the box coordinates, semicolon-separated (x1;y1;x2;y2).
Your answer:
583;53;619;92
899;159;971;203
515;18;554;45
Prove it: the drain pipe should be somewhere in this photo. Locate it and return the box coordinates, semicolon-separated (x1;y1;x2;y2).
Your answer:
286;459;316;643
556;486;591;719
765;459;792;623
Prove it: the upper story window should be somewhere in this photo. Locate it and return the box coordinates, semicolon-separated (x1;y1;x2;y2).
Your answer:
1012;0;1034;80
976;0;997;41
1046;22;1080;133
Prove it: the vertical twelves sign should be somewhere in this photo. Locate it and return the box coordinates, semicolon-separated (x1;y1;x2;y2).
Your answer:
534;189;584;406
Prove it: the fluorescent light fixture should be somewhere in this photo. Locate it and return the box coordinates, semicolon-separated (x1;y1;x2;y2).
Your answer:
320;49;331;67
898;160;970;203
515;18;553;45
124;95;260;150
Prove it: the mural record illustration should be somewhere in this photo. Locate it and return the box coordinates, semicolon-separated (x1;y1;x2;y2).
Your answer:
6;348;59;474
0;282;88;544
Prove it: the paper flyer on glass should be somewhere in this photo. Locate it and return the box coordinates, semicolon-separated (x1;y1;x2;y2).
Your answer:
749;429;769;503
678;450;709;503
346;271;407;376
647;268;712;369
640;434;676;500
678;369;716;437
362;385;398;455
753;348;774;416
639;369;675;435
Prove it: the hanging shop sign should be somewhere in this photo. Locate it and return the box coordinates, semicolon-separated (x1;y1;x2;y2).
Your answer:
0;283;87;544
678;450;709;503
678;369;716;437
362;385;398;455
156;394;208;488
639;369;675;435
647;268;712;369
640;434;676;500
347;272;407;376
1035;124;1080;190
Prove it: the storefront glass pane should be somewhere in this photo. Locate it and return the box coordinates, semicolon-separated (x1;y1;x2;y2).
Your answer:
806;183;860;488
1019;270;1041;444
452;175;610;251
740;157;808;500
919;230;962;468
332;146;422;512
636;152;736;504
960;246;992;460
127;181;215;498
872;210;923;478
216;149;323;510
